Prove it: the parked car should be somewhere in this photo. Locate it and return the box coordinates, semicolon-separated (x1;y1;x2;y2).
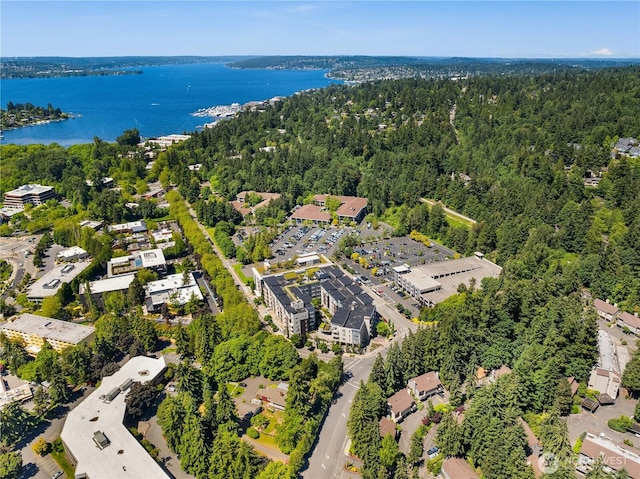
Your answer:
427;447;439;459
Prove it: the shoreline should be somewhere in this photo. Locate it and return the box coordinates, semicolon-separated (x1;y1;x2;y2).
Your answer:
1;116;76;132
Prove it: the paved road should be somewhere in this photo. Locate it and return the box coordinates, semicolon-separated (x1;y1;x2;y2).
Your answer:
304;354;377;479
304;299;418;478
19;386;96;479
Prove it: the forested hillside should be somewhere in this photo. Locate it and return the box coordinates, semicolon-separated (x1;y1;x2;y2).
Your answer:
1;66;639;478
175;66;639;309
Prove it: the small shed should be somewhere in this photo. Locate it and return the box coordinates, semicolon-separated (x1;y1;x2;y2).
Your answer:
581;397;599;413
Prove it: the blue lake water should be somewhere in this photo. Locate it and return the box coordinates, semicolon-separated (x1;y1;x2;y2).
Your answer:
0;63;341;146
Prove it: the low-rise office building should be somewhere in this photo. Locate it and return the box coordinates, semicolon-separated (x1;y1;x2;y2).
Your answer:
27;260;93;302
108;220;147;235
3;184;56;209
144;272;204;313
56;246;89;262
107;248;166;278
80;275;137;309
0;313;95;355
61;356;169;479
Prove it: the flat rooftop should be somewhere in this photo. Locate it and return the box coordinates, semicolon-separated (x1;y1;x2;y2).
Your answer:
61;356;168;479
1;313;94;345
27;259;93;299
407;256;502;305
80;275;136;295
146;272;196;295
4;184;54;197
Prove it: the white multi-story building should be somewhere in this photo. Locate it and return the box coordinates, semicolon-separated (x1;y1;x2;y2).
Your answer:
3;184;56;209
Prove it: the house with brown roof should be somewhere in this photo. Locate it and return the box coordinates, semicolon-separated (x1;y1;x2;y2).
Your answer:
489;365;512;383
593;298;620;322
566;377;580;396
441;457;479;479
618;311;640;335
256;383;288;411
379;417;398;440
519;418;543;478
578;431;640;477
407;371;443;401
387;389;415;423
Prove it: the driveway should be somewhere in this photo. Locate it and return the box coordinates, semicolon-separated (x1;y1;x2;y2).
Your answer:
567;395;636;445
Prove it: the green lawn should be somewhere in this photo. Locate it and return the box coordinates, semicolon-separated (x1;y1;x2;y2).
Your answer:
233;263;249;283
421;198;475;229
227;383;245;397
51;449;75;478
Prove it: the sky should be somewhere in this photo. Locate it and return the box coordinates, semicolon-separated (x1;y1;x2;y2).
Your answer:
1;1;639;58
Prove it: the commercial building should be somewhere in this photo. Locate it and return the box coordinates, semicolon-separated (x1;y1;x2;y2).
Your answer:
108;220;147;235
290;194;368;224
61;356;169;479
0;313;95;355
27;260;93;302
56;246;89;262
79;275;137;309
144;272;204;313
392;254;502;307
231;191;282;217
3;184;56;209
107;248;166;278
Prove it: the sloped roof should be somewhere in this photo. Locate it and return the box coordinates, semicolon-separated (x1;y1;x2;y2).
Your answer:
387;389;415;415
441;457;479;479
593;298;619;316
409;371;442;392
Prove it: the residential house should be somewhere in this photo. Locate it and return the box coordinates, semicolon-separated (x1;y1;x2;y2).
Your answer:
566;377;580;396
407;371;443;401
618;311;640;335
578;431;640;477
519;418;543;478
593;298;619;322
387;389;415;423
379;417;398;440
490;365;512;382
588;368;620;404
441;458;479;479
256;383;288;411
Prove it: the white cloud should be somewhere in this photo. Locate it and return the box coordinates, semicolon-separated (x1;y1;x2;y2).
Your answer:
591;48;613;56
